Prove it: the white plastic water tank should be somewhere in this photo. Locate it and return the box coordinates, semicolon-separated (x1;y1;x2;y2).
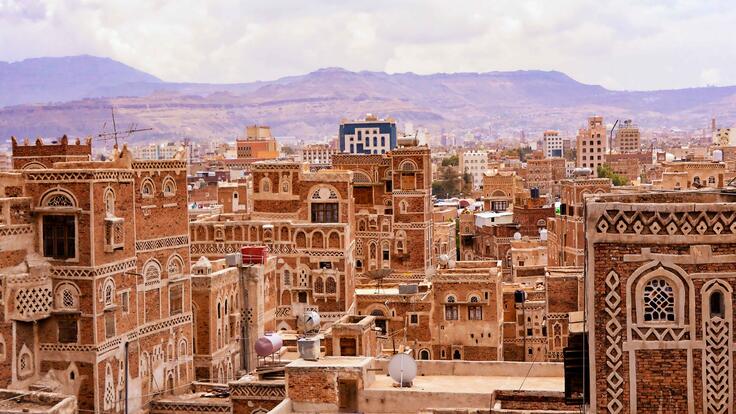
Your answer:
539;229;548;241
714;149;724;162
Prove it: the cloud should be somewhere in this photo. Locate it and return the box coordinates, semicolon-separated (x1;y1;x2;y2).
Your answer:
0;0;735;90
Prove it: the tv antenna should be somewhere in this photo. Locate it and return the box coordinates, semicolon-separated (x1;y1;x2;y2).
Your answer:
97;107;152;149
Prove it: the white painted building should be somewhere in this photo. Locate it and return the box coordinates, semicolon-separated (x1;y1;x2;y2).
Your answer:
459;150;489;190
300;143;338;166
542;130;564;158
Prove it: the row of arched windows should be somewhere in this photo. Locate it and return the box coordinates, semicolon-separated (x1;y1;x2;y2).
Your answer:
140;176;177;197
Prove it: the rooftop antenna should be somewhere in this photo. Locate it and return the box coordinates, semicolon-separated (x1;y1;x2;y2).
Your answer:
97;107;153;150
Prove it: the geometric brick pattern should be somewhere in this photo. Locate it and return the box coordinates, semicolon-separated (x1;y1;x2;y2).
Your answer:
604;270;624;414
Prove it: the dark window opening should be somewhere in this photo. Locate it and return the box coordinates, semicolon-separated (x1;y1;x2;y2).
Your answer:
104;312;115;339
468;306;482;320
311;203;339;223
445;305;458;320
43;215;76;259
169;284;183;316
452;350;461;360
298;291;308;303
410;314;418;324
58;318;78;343
385;180;393;192
319;262;332;269
710;291;725;318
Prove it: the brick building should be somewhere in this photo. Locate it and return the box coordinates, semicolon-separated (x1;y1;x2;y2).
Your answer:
481;170;524;212
587;191;736;413
355;260;503;361
576;115;608;175
2;141;194;413
525;157;565;196
11;136;91;170
189;161;356;329
332;145;434;278
614;119;641;153
547;177;611;267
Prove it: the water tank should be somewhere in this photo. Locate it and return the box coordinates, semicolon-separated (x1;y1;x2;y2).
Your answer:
255;333;283;357
297;337;320;361
714;149;724;162
573;168;592;177
540;229;548;241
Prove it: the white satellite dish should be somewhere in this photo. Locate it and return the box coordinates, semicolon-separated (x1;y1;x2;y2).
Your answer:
438;254;449;266
513;232;522;240
297;311;321;334
388;353;417;387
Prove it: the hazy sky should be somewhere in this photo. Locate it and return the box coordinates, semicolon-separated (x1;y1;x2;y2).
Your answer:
1;0;734;90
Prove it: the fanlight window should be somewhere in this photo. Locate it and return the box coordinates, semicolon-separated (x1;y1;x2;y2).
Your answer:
643;278;675;322
141;179;155;197
144;261;162;283
45;193;74;207
55;283;79;310
167;256;183;277
163;177;176;196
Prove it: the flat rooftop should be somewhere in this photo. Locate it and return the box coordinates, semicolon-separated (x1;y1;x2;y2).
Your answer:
368;371;563;393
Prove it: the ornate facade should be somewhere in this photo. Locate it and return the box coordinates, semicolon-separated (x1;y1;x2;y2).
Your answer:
587;191;736;413
1;142;193;413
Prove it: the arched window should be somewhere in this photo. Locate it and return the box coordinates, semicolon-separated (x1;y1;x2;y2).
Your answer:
103;279;115;306
399;160;417;172
179;339;187;357
643;278;675;322
167;255;184;277
260;177;272;193
325;277;337;294
314;277;324;294
446;295;456;303
419;349;430;360
710;291;725;318
141;178;155;197
55;282;80;310
281;178;290;193
162;177;176;196
104;188;115;216
395;231;407;253
18;345;33;376
310;186;339;223
144;261;162;284
43;191;75;207
399;200;408;214
358;219;367;232
693;176;701;186
469;295;479;303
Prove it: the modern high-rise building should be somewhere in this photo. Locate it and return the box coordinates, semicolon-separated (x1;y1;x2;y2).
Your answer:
615;119;640;153
576;115;607;175
542;130;563;158
338;114;397;154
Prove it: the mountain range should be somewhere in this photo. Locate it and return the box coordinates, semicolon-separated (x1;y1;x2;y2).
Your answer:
1;55;734;145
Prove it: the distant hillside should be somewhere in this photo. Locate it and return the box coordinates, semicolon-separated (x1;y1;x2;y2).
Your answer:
1;56;735;143
0;55;162;106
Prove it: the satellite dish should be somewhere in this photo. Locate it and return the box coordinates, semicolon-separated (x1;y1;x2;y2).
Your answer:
513;232;522;240
297;311;321;334
388;354;417;387
438;254;449;266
